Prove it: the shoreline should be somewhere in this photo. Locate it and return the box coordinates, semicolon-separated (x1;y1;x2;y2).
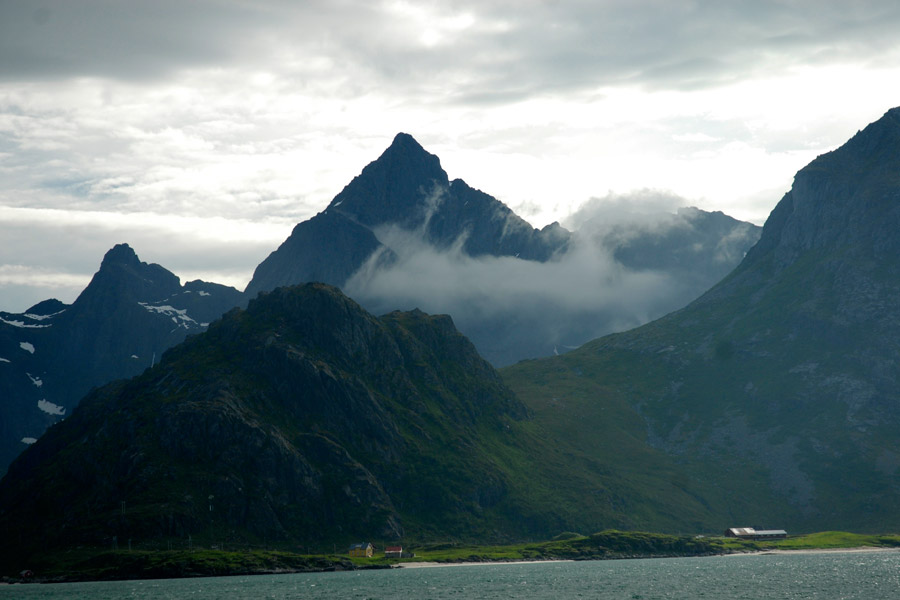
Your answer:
398;546;900;569
737;546;900;557
8;546;900;585
397;559;575;569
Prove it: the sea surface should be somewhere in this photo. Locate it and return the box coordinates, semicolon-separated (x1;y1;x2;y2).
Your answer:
3;551;899;599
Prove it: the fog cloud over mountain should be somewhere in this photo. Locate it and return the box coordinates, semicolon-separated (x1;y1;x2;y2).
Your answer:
345;193;758;365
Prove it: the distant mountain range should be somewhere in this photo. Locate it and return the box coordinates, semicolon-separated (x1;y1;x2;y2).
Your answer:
0;134;757;474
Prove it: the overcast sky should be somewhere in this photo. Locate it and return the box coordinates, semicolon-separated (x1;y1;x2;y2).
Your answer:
2;0;900;312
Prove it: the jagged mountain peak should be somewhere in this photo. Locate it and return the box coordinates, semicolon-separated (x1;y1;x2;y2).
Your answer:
246;134;572;299
0;244;244;474
326;132;448;228
389;131;424;150
75;244;181;307
99;242;141;268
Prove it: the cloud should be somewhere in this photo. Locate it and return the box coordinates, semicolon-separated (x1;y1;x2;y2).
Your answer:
565;190;687;233
567;190;761;271
0;1;276;81
340;189;761;365
344;223;685;365
4;1;900;94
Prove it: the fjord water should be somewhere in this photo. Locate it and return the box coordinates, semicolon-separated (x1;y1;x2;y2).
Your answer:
4;552;899;599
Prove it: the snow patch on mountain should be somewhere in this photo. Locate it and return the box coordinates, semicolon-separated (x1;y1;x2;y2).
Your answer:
138;303;198;328
23;310;64;321
1;316;50;329
37;399;65;416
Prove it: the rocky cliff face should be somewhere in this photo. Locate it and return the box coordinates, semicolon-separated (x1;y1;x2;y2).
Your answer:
504;107;900;532
0;284;531;563
745;107;900;271
0;244;242;474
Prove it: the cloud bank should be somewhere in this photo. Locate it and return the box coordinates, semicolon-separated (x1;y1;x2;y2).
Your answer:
345;192;755;365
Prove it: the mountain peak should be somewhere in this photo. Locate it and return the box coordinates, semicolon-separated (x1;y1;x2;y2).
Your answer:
99;243;140;269
325;132;447;226
75;244;182;309
389;132;422;149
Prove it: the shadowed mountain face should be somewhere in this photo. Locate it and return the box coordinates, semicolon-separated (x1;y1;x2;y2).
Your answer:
245;133;570;298
247;133;760;366
0;284;545;566
503;107;900;532
0;244;242;473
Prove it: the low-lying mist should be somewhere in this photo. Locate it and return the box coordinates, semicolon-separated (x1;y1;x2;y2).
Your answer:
345;196;759;366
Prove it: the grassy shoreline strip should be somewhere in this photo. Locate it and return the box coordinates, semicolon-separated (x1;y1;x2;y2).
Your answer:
7;530;900;583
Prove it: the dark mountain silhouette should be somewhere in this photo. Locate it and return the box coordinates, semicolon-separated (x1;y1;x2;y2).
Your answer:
246;133;570;298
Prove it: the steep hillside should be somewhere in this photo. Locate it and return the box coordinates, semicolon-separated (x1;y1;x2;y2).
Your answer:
0;285;519;561
504;107;900;533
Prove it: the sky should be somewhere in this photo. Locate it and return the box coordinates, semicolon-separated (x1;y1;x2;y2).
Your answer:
2;0;900;313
